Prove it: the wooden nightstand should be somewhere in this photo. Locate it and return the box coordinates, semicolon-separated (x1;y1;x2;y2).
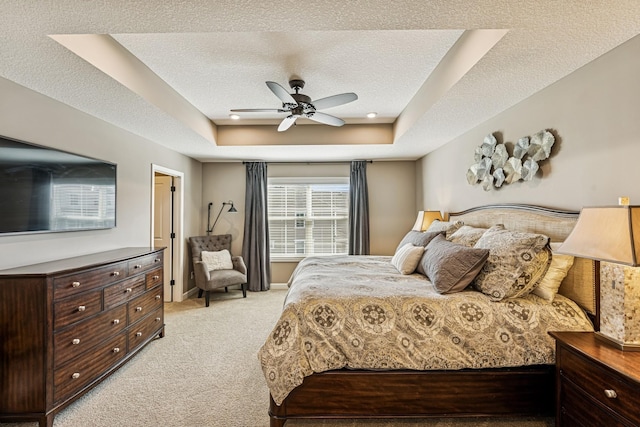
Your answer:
550;331;640;427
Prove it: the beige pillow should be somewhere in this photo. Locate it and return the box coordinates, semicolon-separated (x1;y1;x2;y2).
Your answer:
391;244;425;274
473;225;550;301
201;249;233;271
447;225;488;247
533;242;575;301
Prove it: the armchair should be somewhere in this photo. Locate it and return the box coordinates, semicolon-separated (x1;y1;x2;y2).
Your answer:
188;234;247;307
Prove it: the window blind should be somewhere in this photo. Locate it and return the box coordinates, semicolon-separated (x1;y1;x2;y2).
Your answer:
268;178;349;259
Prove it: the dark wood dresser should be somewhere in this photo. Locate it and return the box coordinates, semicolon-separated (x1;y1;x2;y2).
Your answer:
550;331;640;427
0;247;165;427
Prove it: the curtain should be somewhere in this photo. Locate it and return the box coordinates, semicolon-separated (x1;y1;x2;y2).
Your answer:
242;162;271;291
348;160;370;255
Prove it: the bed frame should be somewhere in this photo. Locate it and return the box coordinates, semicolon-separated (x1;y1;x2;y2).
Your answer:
268;204;599;427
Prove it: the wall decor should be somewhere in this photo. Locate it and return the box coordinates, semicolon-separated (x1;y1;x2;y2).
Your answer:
467;130;555;191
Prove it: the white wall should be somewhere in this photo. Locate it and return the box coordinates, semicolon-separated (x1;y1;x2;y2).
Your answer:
0;77;203;294
417;33;640;213
201;161;416;284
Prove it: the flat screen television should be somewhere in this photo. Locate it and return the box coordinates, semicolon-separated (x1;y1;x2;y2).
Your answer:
0;135;116;235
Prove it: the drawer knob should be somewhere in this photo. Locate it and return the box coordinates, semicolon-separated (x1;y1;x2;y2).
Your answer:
136;306;143;312
153;275;160;280
134;264;142;269
604;389;618;399
71;372;80;379
155;295;161;300
112;271;120;276
77;305;86;312
155;317;161;322
155;258;160;263
136;332;143;337
113;347;120;353
72;338;80;345
125;288;133;293
72;281;81;288
113;319;120;325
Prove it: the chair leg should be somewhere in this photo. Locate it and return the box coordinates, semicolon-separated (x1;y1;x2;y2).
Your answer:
224;287;228;293
198;289;203;299
205;291;210;307
242;283;247;298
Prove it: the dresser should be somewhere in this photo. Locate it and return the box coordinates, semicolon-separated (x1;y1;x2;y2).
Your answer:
550;331;640;426
0;247;165;427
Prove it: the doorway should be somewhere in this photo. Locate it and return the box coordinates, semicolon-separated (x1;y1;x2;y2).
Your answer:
151;165;185;302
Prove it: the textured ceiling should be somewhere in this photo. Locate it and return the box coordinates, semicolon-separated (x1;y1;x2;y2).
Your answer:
1;1;639;162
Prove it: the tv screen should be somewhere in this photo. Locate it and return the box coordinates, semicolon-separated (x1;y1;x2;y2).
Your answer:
0;135;116;235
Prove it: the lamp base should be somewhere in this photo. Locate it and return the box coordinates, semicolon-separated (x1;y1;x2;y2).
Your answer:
595;331;640;352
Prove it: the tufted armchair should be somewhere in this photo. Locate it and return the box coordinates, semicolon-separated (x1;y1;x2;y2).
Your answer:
188;234;247;307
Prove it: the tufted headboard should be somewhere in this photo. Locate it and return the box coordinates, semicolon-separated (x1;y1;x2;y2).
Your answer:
448;204;598;321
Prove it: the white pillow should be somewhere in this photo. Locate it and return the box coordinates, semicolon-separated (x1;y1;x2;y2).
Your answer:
201;249;233;271
532;242;575;301
391;243;425;275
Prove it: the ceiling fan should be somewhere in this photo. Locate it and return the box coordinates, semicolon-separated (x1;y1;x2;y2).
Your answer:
230;79;358;132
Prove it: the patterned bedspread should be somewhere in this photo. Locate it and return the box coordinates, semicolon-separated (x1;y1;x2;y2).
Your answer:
258;255;594;405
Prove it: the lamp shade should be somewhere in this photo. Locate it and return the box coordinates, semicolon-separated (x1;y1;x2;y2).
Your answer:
556;206;640;266
412;210;443;231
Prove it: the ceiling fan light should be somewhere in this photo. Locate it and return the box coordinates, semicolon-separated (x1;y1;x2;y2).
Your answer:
366;112;377;119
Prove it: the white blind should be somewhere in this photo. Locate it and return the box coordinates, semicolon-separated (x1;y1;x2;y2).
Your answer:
268;178;349;259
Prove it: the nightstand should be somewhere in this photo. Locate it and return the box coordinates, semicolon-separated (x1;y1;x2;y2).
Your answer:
550;331;640;427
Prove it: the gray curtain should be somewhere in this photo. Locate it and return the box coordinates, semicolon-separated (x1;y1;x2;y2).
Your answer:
242;162;271;291
348;160;370;255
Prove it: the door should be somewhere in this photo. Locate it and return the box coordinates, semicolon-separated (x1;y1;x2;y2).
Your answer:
154;174;173;301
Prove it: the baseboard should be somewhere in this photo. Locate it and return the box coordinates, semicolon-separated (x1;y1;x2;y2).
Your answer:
271;283;288;290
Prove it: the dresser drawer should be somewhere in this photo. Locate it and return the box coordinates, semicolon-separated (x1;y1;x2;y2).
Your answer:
559;346;640;424
54;290;102;329
128;287;163;325
104;275;146;310
146;267;163;289
127;252;163;275
54;262;127;300
54;305;127;368
54;332;127;404
128;307;163;352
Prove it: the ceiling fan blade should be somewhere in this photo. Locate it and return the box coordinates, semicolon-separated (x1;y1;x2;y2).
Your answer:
230;108;288;113
306;112;345;127
312;92;358;110
266;81;297;104
278;115;298;132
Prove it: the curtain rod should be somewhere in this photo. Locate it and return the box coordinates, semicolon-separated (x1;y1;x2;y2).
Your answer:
242;160;372;165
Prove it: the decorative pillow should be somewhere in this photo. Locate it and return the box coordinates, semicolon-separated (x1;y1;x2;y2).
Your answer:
426;219;464;238
447;225;489;247
533;242;575;301
201;249;233;271
396;230;442;252
473;225;550;301
419;234;489;294
391;244;426;275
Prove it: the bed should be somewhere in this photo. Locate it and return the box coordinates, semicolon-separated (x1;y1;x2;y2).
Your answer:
259;204;599;427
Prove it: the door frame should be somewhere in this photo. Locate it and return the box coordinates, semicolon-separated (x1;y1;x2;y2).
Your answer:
151;164;185;302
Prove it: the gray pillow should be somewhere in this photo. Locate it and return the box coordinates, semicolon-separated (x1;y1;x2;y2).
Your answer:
396;230;443;253
419;234;490;294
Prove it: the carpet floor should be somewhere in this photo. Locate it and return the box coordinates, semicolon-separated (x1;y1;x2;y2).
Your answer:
4;289;554;427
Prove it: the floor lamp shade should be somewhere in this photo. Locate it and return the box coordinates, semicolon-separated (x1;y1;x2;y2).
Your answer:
557;206;640;350
412;211;443;231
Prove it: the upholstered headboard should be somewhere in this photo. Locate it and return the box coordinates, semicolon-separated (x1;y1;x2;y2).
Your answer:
448;204;598;318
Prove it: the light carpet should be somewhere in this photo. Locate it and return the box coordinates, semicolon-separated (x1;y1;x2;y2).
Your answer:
5;289;554;427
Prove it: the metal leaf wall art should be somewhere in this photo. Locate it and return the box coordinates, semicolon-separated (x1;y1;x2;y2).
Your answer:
466;130;555;191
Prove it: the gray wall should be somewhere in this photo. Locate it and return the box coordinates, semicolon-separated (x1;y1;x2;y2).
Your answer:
417;34;640;213
201;161;416;283
0;77;203;296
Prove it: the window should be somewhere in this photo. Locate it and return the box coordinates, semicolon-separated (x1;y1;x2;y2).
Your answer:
268;177;349;260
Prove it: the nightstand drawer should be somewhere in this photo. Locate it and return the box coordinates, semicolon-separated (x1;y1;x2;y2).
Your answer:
559;346;639;424
560;375;631;427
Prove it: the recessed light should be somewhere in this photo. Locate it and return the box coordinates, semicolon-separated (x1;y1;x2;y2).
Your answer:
366;112;377;119
229;114;240;120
